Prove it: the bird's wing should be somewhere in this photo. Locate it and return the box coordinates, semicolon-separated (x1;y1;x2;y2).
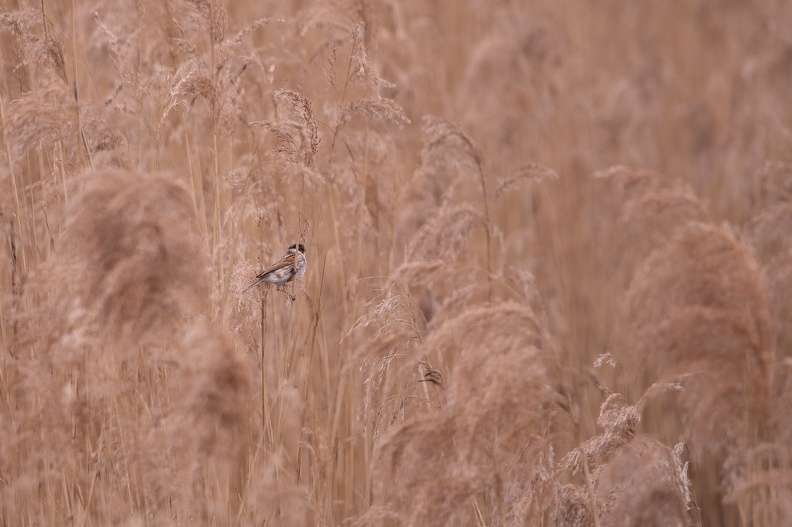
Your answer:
242;254;296;293
257;254;295;277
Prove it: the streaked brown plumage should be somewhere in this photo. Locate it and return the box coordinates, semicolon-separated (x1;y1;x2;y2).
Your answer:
243;244;306;293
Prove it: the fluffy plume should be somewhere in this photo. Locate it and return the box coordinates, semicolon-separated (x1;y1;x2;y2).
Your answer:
363;302;557;526
624;222;774;459
30;169;206;353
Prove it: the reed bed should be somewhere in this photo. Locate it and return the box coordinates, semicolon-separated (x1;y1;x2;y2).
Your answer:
2;1;792;525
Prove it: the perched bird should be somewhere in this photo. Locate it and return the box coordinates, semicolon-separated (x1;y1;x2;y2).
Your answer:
243;243;306;293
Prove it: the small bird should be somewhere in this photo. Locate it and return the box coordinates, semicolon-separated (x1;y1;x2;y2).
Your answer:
243;243;306;294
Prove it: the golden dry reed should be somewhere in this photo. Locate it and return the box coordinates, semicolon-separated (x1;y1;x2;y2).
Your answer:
1;1;792;526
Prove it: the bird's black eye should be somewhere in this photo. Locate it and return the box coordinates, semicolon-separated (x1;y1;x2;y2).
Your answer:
298;244;305;253
288;243;297;251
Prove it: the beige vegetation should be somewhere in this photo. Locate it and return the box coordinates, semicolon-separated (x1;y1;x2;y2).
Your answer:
1;0;791;525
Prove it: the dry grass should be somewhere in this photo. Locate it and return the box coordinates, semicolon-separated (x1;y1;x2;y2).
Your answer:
2;1;792;526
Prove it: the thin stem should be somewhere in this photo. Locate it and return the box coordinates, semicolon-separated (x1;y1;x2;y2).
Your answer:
71;0;93;171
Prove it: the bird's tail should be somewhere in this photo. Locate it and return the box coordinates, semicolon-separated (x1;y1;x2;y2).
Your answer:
241;278;265;293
